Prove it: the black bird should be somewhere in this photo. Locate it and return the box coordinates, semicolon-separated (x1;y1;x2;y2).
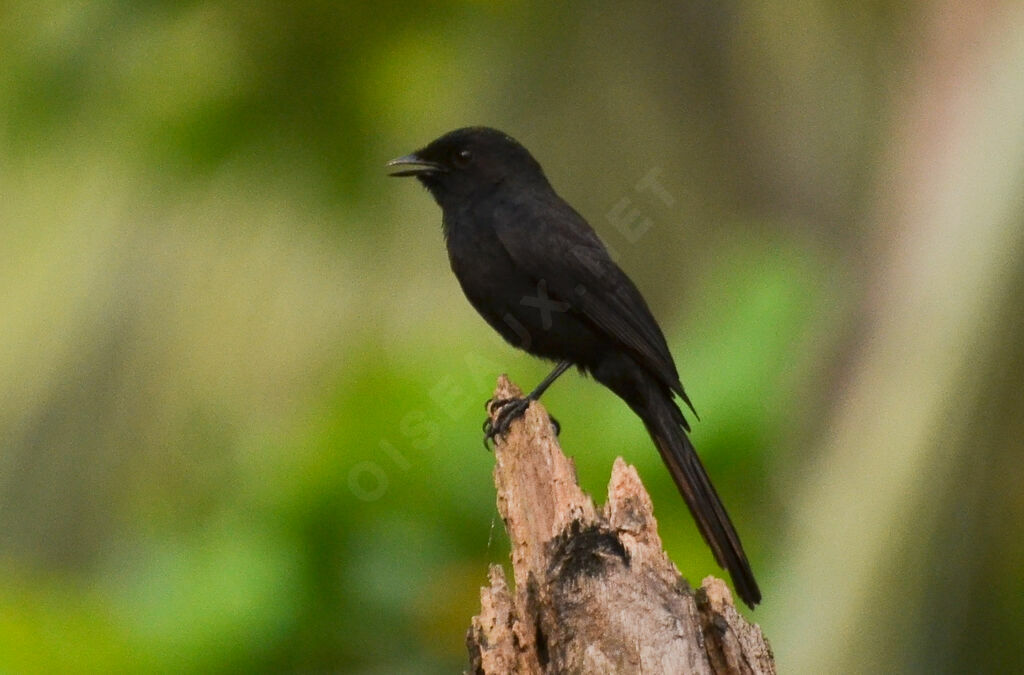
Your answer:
387;127;761;608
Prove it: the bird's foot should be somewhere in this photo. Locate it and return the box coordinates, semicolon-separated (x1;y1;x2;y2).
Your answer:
482;397;560;449
483;397;530;447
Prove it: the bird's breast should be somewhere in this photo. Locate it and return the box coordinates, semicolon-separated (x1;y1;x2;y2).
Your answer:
443;212;608;365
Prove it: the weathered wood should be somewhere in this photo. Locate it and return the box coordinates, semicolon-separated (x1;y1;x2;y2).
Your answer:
467;376;774;674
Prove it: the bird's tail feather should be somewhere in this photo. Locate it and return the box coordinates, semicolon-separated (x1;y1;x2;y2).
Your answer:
643;400;761;608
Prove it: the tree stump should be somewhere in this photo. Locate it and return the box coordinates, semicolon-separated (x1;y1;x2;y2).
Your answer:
466;376;774;674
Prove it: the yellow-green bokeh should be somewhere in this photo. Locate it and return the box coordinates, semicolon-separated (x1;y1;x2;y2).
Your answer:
2;2;1022;672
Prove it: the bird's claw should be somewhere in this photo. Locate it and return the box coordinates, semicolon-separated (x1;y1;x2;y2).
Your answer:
482;397;530;447
482;397;560;449
549;414;561;436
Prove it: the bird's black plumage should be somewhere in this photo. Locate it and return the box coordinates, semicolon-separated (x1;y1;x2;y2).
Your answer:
387;126;761;608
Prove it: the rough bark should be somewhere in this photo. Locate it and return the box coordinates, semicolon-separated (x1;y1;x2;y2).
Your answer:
466;376;774;675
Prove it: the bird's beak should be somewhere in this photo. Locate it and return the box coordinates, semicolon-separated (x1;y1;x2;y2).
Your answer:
386;154;447;177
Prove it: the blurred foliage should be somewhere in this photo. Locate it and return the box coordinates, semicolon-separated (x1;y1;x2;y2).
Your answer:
1;1;1022;672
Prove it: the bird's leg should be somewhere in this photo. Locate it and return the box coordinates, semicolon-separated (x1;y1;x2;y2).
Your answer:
483;361;571;445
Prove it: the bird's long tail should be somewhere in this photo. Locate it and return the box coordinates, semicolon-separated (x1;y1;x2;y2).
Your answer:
642;392;762;608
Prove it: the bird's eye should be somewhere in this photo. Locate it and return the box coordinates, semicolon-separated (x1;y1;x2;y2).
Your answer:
452;148;472;168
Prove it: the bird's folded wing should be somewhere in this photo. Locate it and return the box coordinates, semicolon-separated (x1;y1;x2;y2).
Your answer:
492;198;693;411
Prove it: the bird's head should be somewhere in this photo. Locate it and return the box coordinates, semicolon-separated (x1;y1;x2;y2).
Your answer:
387;127;547;207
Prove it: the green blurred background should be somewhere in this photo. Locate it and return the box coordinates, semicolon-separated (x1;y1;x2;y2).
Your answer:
2;1;1023;672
